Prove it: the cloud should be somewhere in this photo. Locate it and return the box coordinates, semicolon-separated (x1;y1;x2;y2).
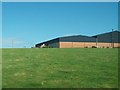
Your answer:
1;38;35;48
0;38;26;48
2;38;25;44
0;38;2;47
62;34;79;37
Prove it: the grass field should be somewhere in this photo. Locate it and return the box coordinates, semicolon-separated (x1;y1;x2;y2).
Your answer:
2;48;118;88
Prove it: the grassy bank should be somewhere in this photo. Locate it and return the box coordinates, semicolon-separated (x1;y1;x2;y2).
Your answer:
2;48;118;88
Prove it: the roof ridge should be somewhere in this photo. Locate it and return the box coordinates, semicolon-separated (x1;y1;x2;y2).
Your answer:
92;30;119;36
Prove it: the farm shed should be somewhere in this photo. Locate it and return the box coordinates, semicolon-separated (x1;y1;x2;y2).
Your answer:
35;31;120;48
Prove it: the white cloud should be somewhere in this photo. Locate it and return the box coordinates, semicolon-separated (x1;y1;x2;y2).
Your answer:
1;38;35;48
0;38;2;46
2;38;25;44
0;38;26;48
62;34;78;37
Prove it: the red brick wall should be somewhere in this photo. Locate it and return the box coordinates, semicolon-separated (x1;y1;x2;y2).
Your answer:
59;42;120;48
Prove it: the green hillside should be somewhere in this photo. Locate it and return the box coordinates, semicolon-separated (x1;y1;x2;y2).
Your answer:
2;48;118;88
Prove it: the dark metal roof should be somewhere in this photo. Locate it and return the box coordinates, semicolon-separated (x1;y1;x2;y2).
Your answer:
59;35;96;42
92;31;120;43
35;38;59;47
35;31;120;47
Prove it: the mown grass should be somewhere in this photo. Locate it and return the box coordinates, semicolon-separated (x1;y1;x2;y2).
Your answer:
2;48;118;88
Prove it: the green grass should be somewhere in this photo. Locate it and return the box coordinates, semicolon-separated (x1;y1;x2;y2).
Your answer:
2;48;118;88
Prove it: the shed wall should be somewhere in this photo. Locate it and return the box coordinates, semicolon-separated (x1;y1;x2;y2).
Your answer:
48;42;59;48
60;42;120;48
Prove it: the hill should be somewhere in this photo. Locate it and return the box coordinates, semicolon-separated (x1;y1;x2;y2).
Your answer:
2;48;118;88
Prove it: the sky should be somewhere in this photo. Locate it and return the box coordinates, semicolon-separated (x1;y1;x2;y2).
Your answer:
2;2;118;48
2;0;120;2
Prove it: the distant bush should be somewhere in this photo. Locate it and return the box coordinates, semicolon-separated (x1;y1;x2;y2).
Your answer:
92;46;97;48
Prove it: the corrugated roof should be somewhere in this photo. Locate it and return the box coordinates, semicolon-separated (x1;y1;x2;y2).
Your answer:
59;35;96;42
35;30;120;47
92;31;120;43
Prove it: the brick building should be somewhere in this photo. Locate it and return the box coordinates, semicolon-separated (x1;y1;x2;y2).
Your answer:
35;31;120;48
